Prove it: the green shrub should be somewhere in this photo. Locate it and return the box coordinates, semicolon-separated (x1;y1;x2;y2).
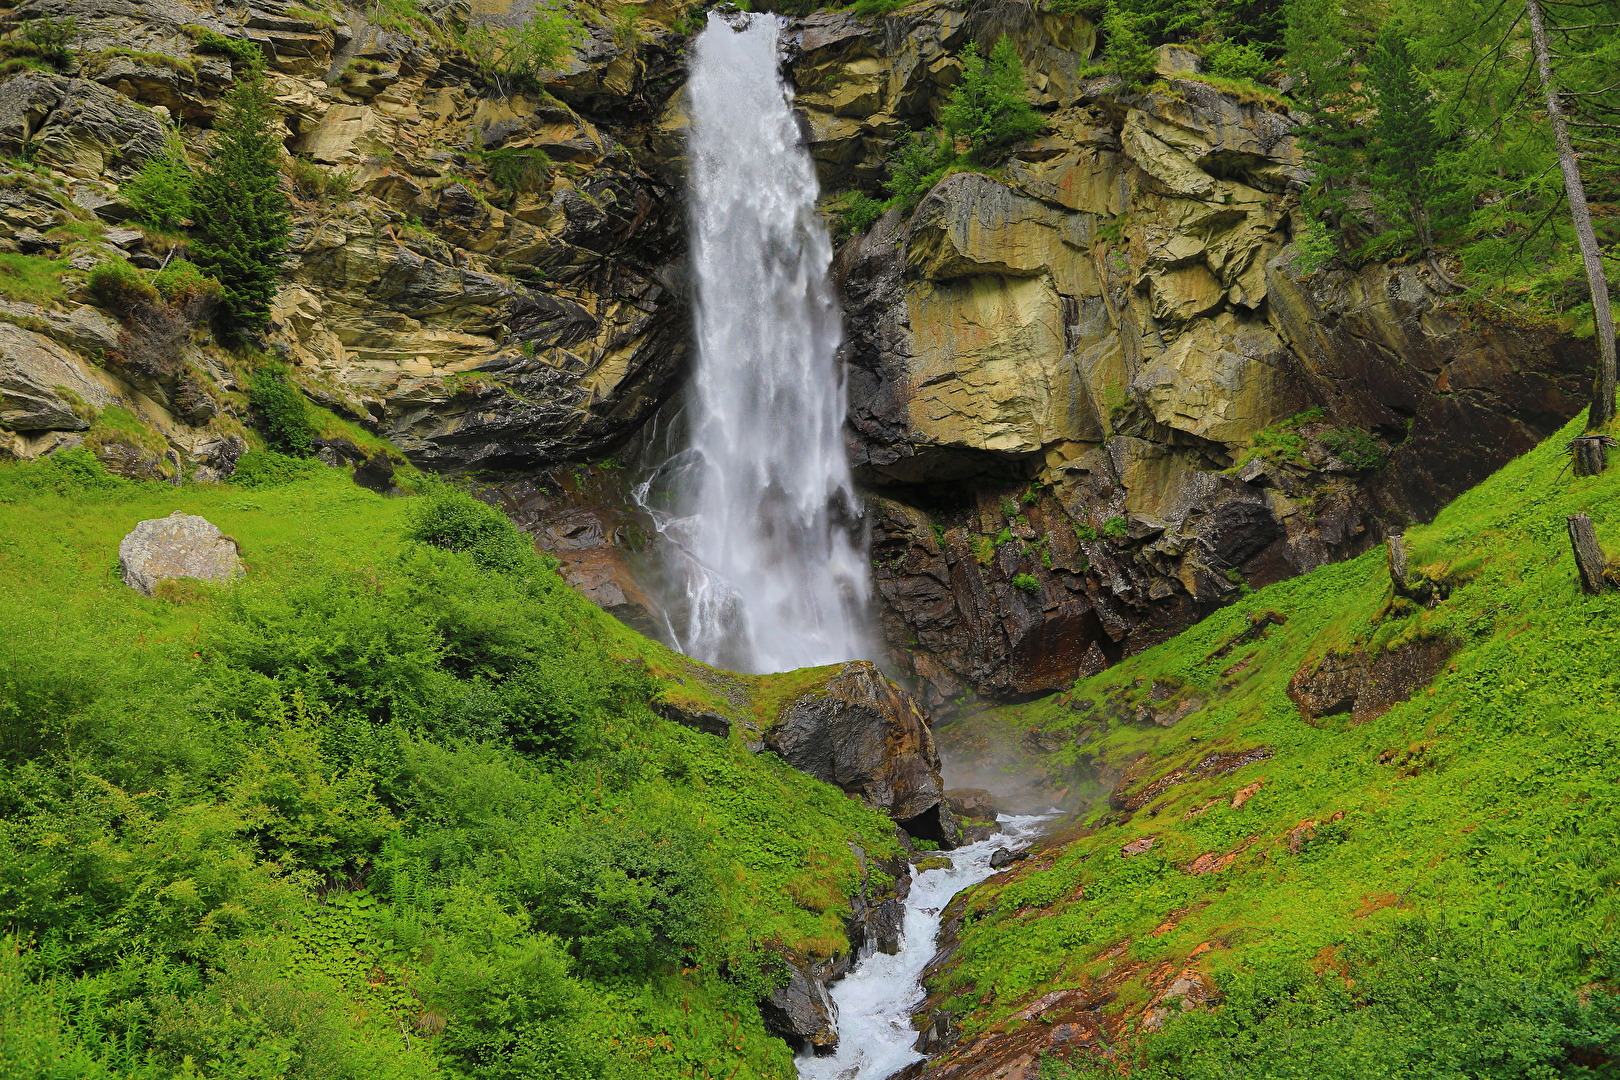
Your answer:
1320;427;1389;470
1101;2;1158;90
122;132;194;230
525;819;718;979
227;448;321;487
886;129;954;211
425;930;605;1080
19;15;76;62
86;257;159;314
40;447;127;492
151;258;223;304
1202;38;1271;81
1012;573;1040;593
1102;516;1129;539
461;5;582;89
405;486;536;575
482;146;552;194
941;36;1045;164
285;156;357;201
1074;523;1099;541
247;367;315;455
827;190;888;242
185;27;265;70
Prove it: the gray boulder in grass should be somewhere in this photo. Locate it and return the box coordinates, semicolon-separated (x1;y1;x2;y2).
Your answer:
119;511;244;595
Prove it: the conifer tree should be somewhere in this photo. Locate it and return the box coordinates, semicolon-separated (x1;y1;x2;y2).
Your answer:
1366;22;1448;253
190;63;291;336
941;36;1044;164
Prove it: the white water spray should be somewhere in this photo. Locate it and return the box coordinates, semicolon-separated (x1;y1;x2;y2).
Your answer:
796;816;1054;1080
636;11;871;675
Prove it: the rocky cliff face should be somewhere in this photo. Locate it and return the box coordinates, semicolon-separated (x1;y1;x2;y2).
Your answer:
787;1;1590;708
0;0;690;476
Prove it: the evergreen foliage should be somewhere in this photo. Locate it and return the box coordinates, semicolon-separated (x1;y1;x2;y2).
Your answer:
120;127;193;230
190;69;291;336
940;37;1044;164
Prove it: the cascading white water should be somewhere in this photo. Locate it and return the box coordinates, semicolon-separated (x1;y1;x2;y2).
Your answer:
635;11;871;675
796;816;1054;1080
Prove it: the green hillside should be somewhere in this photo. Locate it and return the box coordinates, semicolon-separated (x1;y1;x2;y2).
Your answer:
931;414;1620;1076
0;458;901;1080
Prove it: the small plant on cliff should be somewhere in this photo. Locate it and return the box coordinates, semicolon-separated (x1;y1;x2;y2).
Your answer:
190;67;291;336
1102;516;1130;540
461;5;582;92
941;36;1045;164
1013;572;1041;594
827;190;887;242
123;128;194;230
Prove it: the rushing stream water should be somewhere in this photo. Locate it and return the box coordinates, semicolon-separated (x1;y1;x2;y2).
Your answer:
796;816;1054;1080
634;11;871;675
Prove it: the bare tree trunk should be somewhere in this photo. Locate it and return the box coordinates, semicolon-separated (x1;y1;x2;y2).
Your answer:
1525;0;1618;433
1568;513;1610;593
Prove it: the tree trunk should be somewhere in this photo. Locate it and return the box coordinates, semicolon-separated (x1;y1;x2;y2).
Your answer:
1567;513;1609;593
1525;0;1619;434
1571;435;1609;477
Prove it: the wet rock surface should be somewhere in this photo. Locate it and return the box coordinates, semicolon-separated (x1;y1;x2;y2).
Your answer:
766;660;959;844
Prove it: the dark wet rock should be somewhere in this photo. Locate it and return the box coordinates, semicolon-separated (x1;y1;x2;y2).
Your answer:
766;660;958;845
651;698;731;738
760;952;839;1055
988;847;1020;868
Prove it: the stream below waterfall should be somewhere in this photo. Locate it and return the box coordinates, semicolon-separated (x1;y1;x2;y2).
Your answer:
796;815;1054;1080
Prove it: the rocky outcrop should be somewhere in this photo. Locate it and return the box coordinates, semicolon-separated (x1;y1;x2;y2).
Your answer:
790;1;1590;706
118;510;243;594
759;953;840;1054
0;0;693;481
766;660;958;844
1287;635;1457;727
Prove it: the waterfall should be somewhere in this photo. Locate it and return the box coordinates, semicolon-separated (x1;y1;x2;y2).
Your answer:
635;10;871;675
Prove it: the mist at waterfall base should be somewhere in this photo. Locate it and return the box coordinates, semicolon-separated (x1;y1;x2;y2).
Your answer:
634;11;872;676
796;815;1054;1080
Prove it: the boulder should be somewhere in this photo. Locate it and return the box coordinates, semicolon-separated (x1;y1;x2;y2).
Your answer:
765;661;958;844
758;954;838;1055
946;787;1001;821
118;511;244;595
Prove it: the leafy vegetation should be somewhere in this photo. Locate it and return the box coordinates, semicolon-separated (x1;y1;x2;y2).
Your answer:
247;365;316;455
122;130;194;231
461;4;582;91
0;463;903;1079
936;412;1620;1073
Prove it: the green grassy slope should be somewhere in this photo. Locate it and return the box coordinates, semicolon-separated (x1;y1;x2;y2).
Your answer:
935;414;1620;1077
0;459;902;1080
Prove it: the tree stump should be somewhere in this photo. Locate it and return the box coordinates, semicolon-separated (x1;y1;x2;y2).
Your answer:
1568;435;1614;477
1386;533;1411;591
1567;514;1609;593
